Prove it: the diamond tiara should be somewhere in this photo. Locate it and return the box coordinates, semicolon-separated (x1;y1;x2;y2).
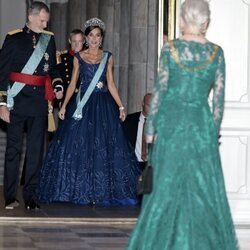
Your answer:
84;17;105;32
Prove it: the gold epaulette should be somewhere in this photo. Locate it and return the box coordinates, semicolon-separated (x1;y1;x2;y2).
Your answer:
7;29;23;35
56;50;68;64
42;30;54;36
0;91;7;102
61;50;68;55
0;91;7;96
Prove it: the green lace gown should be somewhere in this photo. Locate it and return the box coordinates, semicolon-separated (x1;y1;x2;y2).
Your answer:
126;40;239;250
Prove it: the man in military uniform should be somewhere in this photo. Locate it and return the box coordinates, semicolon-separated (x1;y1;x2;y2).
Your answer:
0;1;63;210
56;29;84;98
46;29;84;135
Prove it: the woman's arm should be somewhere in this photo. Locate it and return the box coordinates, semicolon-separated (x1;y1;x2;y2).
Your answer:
145;43;170;143
58;57;79;120
212;47;225;134
106;55;126;121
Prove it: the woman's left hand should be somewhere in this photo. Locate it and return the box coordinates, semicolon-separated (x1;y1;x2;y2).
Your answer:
58;106;66;120
119;110;126;122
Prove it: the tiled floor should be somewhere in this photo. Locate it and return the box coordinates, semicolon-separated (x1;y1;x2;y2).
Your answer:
0;221;133;250
0;190;249;249
0;186;140;250
0;201;137;250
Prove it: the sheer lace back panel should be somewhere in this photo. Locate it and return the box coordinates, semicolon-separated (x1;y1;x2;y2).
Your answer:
146;39;225;136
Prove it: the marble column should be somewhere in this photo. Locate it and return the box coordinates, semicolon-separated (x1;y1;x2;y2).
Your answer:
67;0;87;36
127;0;158;112
50;2;68;50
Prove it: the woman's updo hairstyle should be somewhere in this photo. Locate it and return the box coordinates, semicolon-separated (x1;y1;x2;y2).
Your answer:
181;0;210;35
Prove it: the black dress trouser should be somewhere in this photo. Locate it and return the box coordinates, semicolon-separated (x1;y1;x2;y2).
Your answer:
4;112;46;204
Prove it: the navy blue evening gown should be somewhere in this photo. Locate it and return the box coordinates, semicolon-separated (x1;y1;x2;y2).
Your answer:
39;51;140;205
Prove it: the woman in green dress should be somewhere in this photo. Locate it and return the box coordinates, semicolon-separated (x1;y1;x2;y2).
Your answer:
126;0;239;249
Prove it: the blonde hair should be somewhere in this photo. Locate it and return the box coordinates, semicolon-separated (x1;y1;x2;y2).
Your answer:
181;0;210;34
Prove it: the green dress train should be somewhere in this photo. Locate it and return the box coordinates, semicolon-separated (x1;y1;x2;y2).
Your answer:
126;39;239;250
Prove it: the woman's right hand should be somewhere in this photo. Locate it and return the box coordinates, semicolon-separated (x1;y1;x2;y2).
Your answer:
0;106;10;123
58;106;66;120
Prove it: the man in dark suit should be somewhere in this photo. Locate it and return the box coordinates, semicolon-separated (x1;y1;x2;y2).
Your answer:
123;93;152;170
0;1;63;210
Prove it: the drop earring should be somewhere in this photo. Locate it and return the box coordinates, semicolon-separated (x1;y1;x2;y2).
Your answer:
85;39;89;47
99;38;102;48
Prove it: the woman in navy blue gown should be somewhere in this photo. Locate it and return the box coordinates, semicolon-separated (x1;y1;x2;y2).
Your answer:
39;18;140;205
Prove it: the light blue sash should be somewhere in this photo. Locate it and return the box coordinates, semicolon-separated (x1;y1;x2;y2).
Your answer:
73;52;108;120
7;33;51;109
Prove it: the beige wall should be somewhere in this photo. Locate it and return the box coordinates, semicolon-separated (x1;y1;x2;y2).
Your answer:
207;0;250;224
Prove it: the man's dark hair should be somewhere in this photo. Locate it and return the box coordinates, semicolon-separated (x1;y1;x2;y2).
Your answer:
69;29;84;38
28;1;50;16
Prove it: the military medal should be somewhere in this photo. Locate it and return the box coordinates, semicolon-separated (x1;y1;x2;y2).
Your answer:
43;62;49;72
44;52;49;61
43;53;50;72
32;35;36;48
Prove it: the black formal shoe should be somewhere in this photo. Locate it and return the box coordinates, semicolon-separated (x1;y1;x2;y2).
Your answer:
25;200;40;210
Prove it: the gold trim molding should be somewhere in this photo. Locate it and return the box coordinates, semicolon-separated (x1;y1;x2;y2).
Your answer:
168;0;176;40
158;0;180;59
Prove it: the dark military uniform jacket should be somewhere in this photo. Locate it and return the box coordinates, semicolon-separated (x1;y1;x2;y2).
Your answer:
56;49;81;93
0;25;62;116
57;50;74;89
